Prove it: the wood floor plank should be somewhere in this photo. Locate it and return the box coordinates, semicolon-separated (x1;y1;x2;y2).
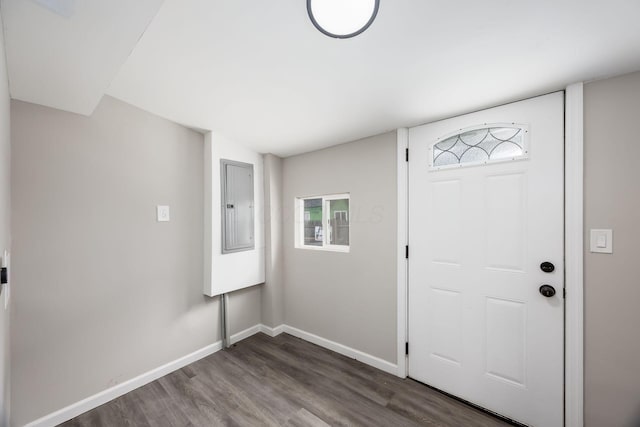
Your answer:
284;408;331;427
112;390;152;427
240;340;420;426
156;370;229;426
234;338;400;426
59;333;514;427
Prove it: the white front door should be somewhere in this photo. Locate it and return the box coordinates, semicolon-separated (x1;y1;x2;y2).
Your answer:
408;92;564;426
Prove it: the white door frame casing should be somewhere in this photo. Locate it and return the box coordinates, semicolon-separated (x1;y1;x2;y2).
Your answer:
396;128;409;379
396;84;584;426
564;82;584;427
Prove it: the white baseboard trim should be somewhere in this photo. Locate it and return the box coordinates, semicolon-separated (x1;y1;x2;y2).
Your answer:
25;323;397;426
26;322;272;427
259;323;285;337
24;341;223;427
229;324;262;345
281;325;398;376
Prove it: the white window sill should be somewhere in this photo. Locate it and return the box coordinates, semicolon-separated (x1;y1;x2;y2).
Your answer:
295;245;350;253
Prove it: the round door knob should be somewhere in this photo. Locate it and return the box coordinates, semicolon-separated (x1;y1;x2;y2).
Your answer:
540;262;555;273
539;284;556;298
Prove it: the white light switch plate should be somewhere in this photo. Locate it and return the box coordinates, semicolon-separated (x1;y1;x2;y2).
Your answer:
590;229;613;254
157;205;170;222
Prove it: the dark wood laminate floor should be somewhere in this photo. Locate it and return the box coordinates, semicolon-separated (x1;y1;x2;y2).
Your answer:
60;333;513;427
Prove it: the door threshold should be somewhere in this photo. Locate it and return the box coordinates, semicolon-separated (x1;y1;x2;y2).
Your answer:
408;377;528;427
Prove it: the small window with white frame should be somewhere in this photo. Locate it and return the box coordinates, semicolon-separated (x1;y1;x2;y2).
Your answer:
295;193;350;252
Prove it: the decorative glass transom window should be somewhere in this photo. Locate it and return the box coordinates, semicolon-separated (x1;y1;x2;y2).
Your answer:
430;124;529;170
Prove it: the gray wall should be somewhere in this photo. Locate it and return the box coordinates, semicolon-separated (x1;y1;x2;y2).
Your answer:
282;132;397;363
0;14;11;427
584;71;640;427
262;154;284;327
228;285;262;335
11;62;640;427
10;97;261;426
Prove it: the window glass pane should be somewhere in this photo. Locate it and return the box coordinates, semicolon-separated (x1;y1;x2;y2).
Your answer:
304;198;323;246
433;126;526;168
328;199;349;246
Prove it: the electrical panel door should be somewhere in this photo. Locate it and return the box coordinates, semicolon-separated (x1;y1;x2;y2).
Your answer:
221;159;254;253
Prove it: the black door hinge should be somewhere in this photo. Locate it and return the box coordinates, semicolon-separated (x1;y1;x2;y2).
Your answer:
563;288;566;299
405;245;409;259
405;148;409;162
405;342;409;355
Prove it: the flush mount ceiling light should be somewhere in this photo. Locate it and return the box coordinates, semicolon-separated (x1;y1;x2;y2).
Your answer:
307;0;380;39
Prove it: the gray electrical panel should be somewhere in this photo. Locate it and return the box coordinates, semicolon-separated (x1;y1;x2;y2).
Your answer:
221;159;255;253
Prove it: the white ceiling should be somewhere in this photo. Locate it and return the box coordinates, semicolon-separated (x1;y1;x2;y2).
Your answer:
1;0;164;115
4;0;640;156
